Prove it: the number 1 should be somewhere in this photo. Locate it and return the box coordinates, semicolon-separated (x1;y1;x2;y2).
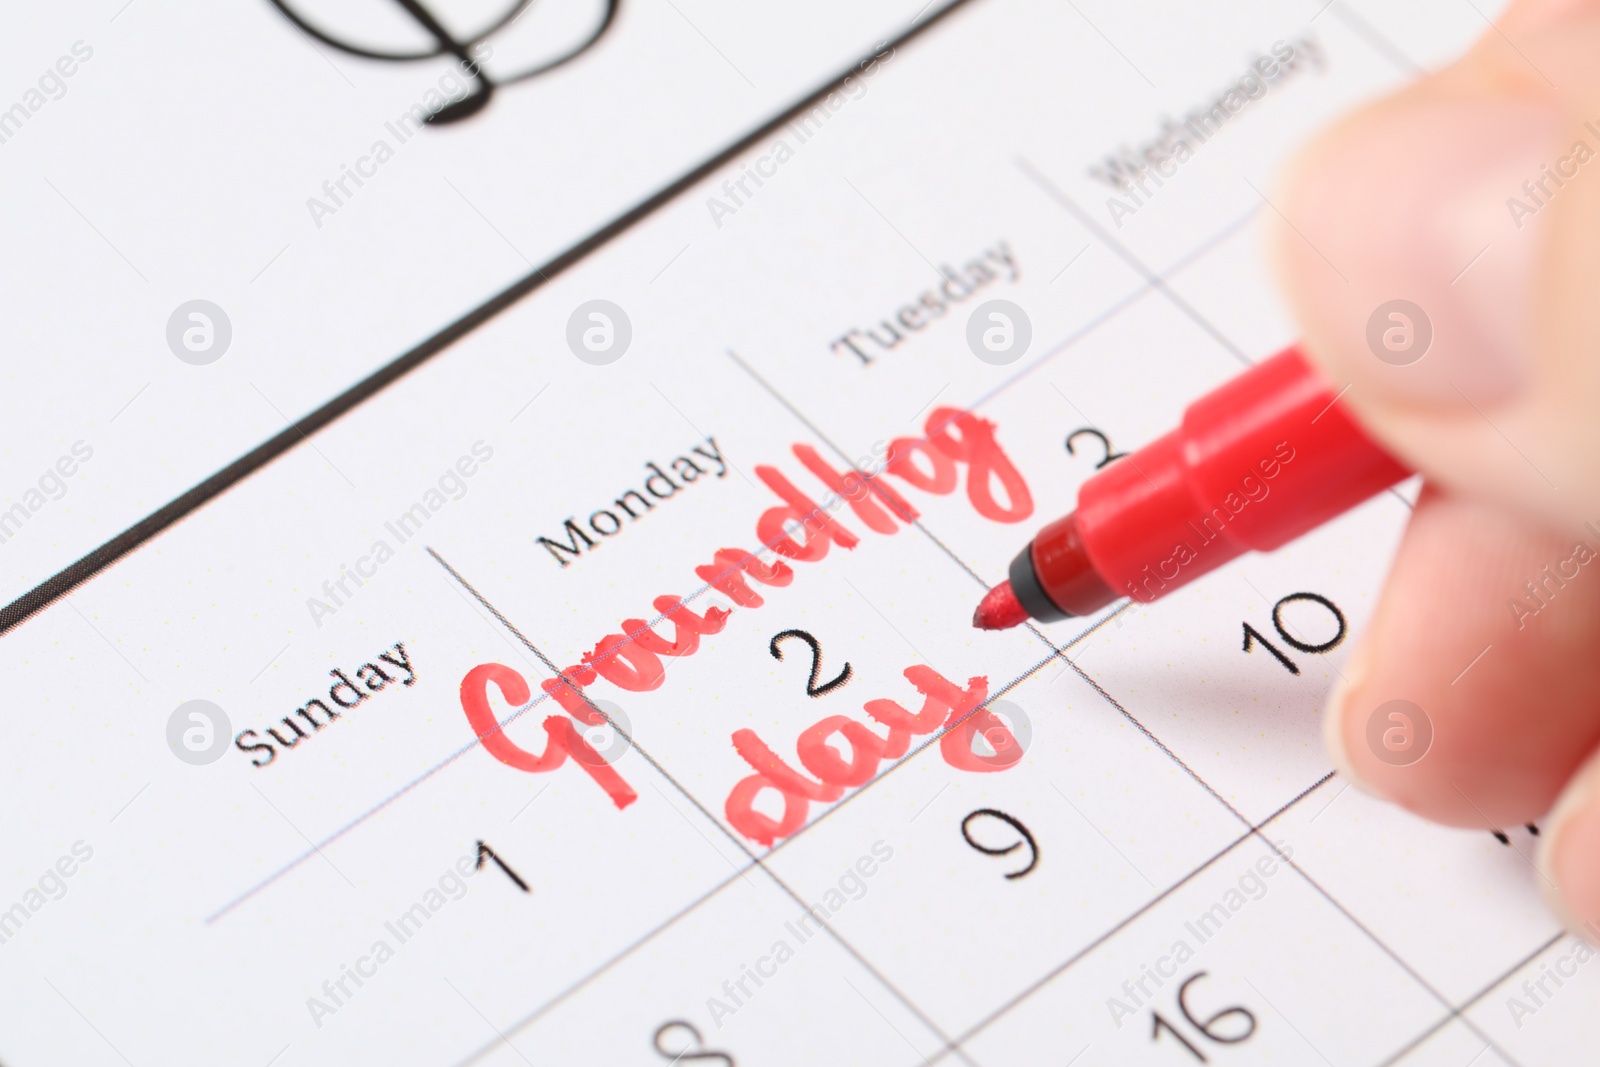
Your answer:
1241;622;1298;675
1152;1010;1207;1062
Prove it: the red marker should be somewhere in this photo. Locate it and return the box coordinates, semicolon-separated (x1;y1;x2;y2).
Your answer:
973;345;1412;630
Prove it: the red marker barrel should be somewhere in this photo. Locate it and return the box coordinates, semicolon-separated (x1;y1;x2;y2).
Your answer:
1014;345;1411;619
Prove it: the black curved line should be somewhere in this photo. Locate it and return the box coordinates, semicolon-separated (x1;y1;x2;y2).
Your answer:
768;628;851;697
1064;426;1125;469
499;0;620;86
267;0;537;60
0;0;980;638
267;0;455;60
265;0;616;89
1272;591;1346;655
961;807;1038;879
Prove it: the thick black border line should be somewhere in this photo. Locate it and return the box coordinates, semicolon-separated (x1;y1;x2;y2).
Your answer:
0;0;981;638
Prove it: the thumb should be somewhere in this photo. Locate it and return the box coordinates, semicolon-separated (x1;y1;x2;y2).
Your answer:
1271;0;1600;530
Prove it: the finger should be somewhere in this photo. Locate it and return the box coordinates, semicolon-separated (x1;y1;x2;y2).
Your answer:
1540;745;1600;933
1499;0;1600;34
1270;1;1600;530
1325;485;1600;828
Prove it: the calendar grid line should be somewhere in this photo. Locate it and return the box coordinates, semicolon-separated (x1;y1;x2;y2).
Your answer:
401;195;1366;1057
201;464;1116;924
1055;183;1535;1065
731;338;1455;1061
197;179;1439;1067
442;757;1353;1067
421;493;1280;1063
902;132;1535;1055
197;122;1481;1063
1051;655;1252;822
6;3;1563;1064
1014;157;1256;369
443;606;1138;1067
1248;811;1528;1067
0;0;992;639
202;201;1263;925
448;862;755;1067
726;182;1409;866
427;547;567;679
721;199;1407;873
1322;0;1427;78
927;770;1349;1063
423;555;980;1066
206;727;503;922
752;610;1131;864
730;344;1256;829
930;760;1545;1065
1375;932;1562;1067
436;570;1190;1061
927;205;1260;437
1278;861;1526;1064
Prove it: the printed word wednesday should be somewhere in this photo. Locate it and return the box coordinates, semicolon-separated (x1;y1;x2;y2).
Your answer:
457;407;1035;845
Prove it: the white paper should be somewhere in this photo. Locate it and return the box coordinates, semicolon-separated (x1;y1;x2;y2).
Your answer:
5;2;1580;1065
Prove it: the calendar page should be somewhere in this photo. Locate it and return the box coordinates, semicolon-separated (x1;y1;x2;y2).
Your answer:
1;1;1588;1065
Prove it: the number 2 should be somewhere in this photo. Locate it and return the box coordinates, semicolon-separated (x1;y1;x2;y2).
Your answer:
769;629;852;697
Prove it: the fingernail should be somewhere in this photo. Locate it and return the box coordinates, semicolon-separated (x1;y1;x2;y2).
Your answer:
1539;751;1600;939
1322;643;1382;797
1283;97;1566;403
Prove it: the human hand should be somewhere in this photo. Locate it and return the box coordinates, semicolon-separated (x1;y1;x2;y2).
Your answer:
1271;0;1600;933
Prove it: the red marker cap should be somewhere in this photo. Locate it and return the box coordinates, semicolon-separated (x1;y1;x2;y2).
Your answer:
974;345;1411;630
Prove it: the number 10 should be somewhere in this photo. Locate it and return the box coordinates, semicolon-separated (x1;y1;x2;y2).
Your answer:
1241;592;1346;676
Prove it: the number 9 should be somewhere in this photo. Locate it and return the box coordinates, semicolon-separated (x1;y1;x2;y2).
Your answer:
960;808;1039;879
